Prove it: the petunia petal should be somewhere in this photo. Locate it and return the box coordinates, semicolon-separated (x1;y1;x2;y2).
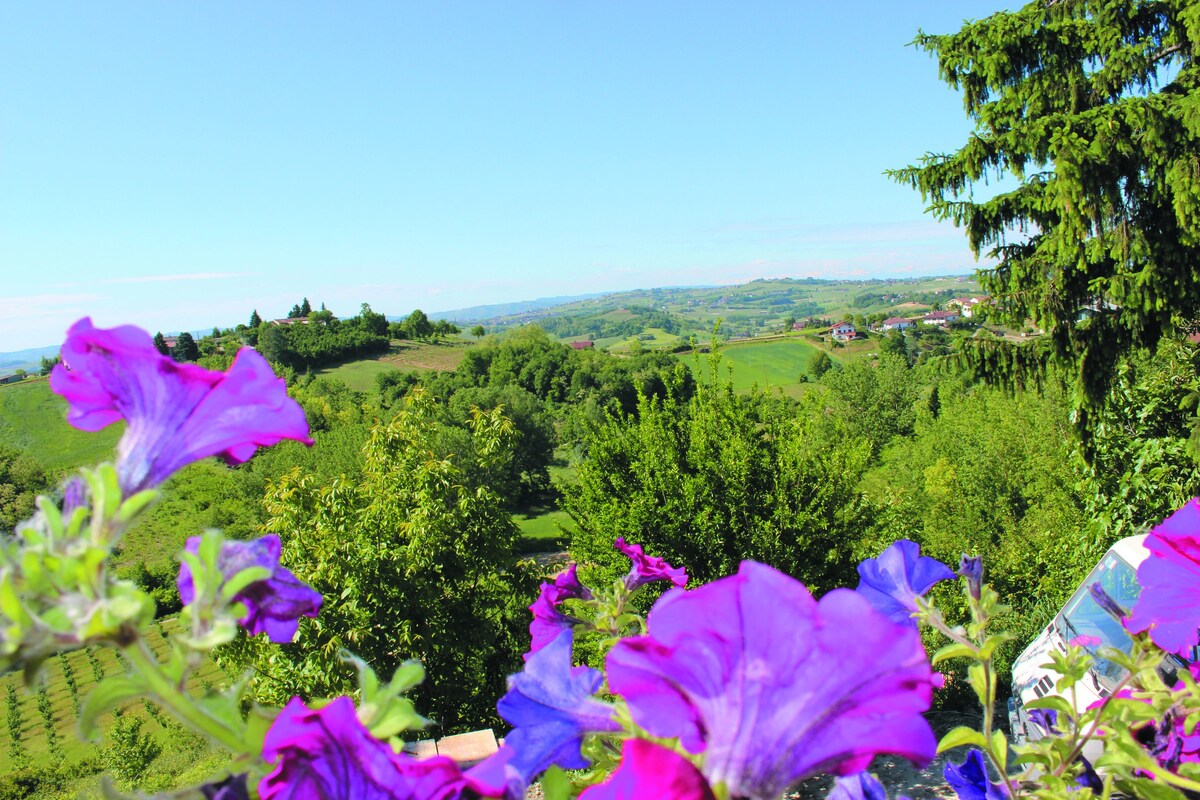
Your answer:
855;539;956;626
50;317;312;494
607;561;938;800
578;740;715;800
1125;499;1200;655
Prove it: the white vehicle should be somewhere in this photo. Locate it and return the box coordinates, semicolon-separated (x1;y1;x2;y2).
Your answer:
1007;534;1187;746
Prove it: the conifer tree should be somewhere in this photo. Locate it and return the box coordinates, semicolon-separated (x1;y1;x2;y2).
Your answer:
300;297;312;316
173;331;200;362
249;309;262;328
892;1;1200;428
152;332;169;356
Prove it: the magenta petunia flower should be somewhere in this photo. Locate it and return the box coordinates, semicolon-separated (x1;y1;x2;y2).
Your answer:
855;539;956;626
178;535;322;643
260;696;503;800
497;630;621;793
577;740;715;800
50;317;312;494
614;537;687;591
606;561;938;800
527;563;592;658
1125;499;1200;655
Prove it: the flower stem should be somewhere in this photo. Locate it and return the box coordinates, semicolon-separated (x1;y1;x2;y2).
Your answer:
122;638;246;754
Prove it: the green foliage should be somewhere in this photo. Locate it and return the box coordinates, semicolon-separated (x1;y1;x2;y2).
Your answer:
1082;340;1200;540
257;312;389;372
152;333;169;356
102;714;162;788
0;445;49;533
820;353;919;458
172;332;200;362
249;309;262;328
870;379;1089;678
470;324;486;338
892;0;1200;423
565;353;872;593
225;390;539;731
807;349;833;379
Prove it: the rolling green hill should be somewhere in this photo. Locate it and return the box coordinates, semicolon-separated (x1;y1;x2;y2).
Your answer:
679;336;832;397
0;380;121;474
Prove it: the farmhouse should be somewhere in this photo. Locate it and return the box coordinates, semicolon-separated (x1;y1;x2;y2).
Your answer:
570;340;594;350
0;373;22;385
922;310;959;326
271;317;312;326
828;321;856;341
882;317;914;331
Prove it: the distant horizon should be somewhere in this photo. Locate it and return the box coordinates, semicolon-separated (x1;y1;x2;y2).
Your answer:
1;270;978;360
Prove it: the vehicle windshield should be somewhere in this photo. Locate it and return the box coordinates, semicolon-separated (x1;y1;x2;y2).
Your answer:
1054;551;1141;689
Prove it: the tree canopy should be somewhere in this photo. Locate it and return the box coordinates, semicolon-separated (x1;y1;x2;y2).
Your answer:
891;0;1200;423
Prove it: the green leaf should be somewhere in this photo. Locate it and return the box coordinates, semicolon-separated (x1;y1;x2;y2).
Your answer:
79;674;145;740
540;766;575;800
219;566;272;603
931;642;977;665
116;489;159;524
1024;695;1075;719
1113;776;1187;800
990;729;1008;771
938;725;987;753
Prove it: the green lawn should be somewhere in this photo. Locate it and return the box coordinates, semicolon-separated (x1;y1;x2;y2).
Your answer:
0;379;122;474
317;359;401;392
514;508;573;540
679;337;827;396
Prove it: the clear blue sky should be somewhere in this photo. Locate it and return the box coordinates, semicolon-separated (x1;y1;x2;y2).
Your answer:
1;2;1009;351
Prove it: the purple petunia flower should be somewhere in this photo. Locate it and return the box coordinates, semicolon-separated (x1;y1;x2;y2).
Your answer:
1125;499;1200;655
958;555;983;601
827;772;911;800
527;564;592;658
855;539;956;626
606;561;939;800
50;317;312;494
1027;709;1058;735
496;630;621;795
577;739;715;800
260;696;503;800
199;774;250;800
944;750;1007;800
178;535;322;644
614;538;687;591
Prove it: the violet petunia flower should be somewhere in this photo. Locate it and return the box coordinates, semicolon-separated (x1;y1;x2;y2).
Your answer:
614;537;687;591
260;696;503;800
944;750;1008;800
497;629;621;794
958;555;983;601
1125;499;1200;655
855;540;956;626
178;535;322;644
606;561;939;800
577;739;715;800
827;772;911;800
527;564;592;658
199;774;250;800
50;317;312;494
1027;708;1058;735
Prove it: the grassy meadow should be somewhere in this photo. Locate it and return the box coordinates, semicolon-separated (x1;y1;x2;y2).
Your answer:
679;336;832;397
0;380;121;474
317;339;471;390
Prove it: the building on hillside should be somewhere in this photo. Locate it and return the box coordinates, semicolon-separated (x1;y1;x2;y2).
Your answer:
162;336;177;350
950;296;988;318
828;321;856;341
922;310;960;326
570;340;594;350
270;317;312;326
882;317;914;331
0;373;22;385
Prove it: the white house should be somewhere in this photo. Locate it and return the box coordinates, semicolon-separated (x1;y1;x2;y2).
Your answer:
828;321;856;341
922;310;960;326
882;317;914;331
